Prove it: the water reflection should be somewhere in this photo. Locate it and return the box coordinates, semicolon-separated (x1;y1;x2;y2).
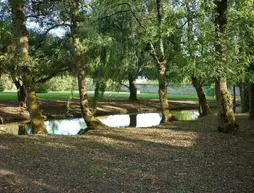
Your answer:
129;114;137;127
98;110;199;128
1;110;204;135
45;119;86;135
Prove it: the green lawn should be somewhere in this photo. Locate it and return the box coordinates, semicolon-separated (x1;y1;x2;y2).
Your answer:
0;91;215;101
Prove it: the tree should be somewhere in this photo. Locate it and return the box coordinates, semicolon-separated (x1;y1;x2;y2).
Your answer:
214;0;238;133
92;1;145;101
249;83;254;120
9;0;47;134
148;0;174;122
71;0;107;130
185;0;211;116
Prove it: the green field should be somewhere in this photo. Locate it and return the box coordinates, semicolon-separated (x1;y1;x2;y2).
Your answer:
0;91;216;101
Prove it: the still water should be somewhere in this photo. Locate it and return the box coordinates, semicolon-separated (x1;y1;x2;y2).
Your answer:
0;110;199;135
1;108;241;135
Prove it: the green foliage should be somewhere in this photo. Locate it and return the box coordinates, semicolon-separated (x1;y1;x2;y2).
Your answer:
1;0;253;102
36;83;51;93
0;74;14;91
48;76;76;91
36;75;76;93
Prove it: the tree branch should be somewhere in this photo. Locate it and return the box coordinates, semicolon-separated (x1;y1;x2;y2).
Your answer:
25;14;45;19
35;23;71;48
148;43;161;67
35;67;69;84
120;82;130;90
43;23;71;37
92;3;145;29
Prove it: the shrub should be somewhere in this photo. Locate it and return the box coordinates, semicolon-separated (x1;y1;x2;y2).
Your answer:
0;74;15;91
36;83;51;93
48;76;76;91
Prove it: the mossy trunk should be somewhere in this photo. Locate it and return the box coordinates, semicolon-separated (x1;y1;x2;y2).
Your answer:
185;0;211;117
158;67;173;122
72;1;107;131
128;74;137;101
240;81;249;113
216;79;239;133
214;0;238;132
249;83;254;120
11;1;47;134
192;77;211;116
21;67;47;134
156;0;173;122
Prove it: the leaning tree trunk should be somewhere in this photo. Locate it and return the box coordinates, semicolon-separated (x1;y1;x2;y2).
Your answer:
192;77;211;116
71;0;107;131
249;83;254;120
155;0;173;122
185;0;211;116
11;1;47;134
128;73;137;101
240;81;249;113
214;0;238;133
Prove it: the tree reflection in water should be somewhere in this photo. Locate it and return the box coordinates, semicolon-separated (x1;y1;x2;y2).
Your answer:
2;110;203;135
129;114;137;127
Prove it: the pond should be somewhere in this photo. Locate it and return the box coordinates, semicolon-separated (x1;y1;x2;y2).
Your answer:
2;106;243;135
0;110;200;135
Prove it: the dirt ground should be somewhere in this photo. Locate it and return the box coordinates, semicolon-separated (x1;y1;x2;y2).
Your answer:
0;98;254;193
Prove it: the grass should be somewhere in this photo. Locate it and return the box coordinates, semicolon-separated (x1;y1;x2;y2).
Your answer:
0;91;215;101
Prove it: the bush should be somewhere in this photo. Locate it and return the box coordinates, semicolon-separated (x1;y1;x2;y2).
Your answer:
48;76;76;91
0;74;15;91
36;83;51;93
204;85;215;97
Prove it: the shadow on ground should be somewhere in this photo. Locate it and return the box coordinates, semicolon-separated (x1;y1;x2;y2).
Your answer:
0;114;254;193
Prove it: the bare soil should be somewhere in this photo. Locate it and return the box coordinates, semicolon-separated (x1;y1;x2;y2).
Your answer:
0;98;254;193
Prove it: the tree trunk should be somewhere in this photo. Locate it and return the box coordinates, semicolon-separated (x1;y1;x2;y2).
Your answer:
215;79;221;102
11;76;27;107
249;83;254;120
18;85;26;107
192;77;212;116
214;0;238;133
92;82;100;115
158;69;173;122
18;124;27;135
156;0;173;122
185;0;211;116
128;73;137;101
233;85;236;112
240;81;249;113
11;1;47;134
71;0;107;130
216;79;238;132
